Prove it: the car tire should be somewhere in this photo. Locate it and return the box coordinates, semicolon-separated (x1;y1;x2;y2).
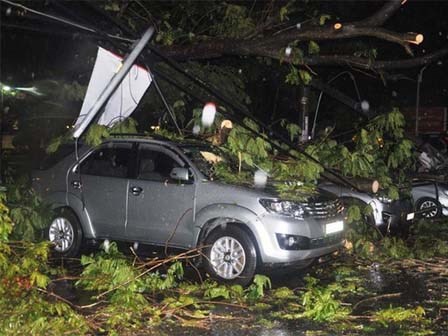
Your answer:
416;197;442;218
46;208;83;257
204;225;257;286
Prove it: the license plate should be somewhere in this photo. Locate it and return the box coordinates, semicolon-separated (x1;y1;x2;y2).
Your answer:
325;220;344;234
406;213;415;221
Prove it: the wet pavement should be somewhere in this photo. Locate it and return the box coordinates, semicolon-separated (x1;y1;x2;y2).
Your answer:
49;245;448;335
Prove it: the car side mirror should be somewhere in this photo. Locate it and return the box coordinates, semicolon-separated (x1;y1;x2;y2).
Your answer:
170;167;189;181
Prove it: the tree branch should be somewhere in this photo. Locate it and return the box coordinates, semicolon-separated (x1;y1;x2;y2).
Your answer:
157;24;425;67
158;0;423;63
255;25;421;55
156;42;447;73
303;47;448;70
158;25;422;60
154;0;427;69
354;0;404;27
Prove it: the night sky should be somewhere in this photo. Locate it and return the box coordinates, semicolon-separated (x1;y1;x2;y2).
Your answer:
1;1;448;137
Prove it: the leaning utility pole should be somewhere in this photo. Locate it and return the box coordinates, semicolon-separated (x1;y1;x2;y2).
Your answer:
72;26;155;139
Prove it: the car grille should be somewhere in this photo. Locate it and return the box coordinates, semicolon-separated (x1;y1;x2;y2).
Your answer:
303;199;344;219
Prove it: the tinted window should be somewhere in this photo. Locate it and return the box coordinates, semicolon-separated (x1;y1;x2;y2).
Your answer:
137;146;181;181
81;143;132;178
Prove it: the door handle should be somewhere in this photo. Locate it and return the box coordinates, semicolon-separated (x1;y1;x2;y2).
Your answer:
71;180;82;189
130;186;143;196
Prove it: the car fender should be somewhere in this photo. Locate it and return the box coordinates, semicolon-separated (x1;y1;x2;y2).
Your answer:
193;203;267;252
65;192;96;239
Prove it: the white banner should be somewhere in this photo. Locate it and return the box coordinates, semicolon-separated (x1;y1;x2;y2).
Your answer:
75;47;152;127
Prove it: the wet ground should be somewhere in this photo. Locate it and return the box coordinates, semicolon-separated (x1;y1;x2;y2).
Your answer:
51;246;448;335
153;262;448;335
175;259;448;335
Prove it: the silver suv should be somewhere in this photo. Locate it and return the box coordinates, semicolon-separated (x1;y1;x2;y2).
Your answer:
320;182;413;232
33;137;345;285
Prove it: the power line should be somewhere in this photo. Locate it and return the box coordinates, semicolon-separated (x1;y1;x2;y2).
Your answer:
1;0;364;193
1;0;135;43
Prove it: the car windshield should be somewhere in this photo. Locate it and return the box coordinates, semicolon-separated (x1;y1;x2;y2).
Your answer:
181;144;253;181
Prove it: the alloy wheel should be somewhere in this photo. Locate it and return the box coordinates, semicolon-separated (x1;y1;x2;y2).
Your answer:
420;199;439;218
48;217;74;252
210;236;246;279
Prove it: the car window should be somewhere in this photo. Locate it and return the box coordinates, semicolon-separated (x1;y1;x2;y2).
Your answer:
81;143;132;178
137;146;182;181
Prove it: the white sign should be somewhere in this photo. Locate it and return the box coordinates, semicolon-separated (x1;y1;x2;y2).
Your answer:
75;47;152;128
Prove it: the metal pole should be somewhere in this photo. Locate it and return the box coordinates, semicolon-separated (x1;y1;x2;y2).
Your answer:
72;26;155;139
299;86;310;142
415;65;427;137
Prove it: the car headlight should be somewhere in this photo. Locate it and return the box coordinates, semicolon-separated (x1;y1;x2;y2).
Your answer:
259;199;305;219
378;195;392;204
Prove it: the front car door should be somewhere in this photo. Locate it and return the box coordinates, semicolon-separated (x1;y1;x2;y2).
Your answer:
126;143;195;248
69;142;133;239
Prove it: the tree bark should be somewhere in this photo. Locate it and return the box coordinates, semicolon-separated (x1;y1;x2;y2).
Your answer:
303;47;448;70
157;27;421;60
155;0;444;71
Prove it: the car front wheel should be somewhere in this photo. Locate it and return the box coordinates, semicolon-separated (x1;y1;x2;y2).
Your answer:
47;209;83;257
204;225;257;286
416;197;442;218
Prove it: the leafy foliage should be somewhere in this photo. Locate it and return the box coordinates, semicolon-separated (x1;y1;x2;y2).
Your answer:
1;184;447;334
316;108;413;199
46;118;139;153
4;176;52;241
374;306;426;327
213;4;255;38
299;276;350;321
0;192;88;335
285;66;312;86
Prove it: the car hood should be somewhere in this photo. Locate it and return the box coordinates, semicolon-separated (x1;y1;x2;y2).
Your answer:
210;180;338;203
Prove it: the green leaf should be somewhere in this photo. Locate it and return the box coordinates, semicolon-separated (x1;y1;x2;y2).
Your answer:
46;136;63;154
319;14;331;25
30;271;50;288
286;123;301;141
204;286;230;300
272;287;295;299
299;70;312;85
279;6;289;21
308;41;320;55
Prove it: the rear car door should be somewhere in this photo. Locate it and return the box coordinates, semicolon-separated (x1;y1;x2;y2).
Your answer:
69;142;133;239
126;143;195;248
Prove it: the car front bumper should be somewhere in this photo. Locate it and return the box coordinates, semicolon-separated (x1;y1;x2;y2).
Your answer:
254;213;345;264
370;198;414;229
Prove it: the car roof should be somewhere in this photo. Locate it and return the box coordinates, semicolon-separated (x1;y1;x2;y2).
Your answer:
106;134;212;149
